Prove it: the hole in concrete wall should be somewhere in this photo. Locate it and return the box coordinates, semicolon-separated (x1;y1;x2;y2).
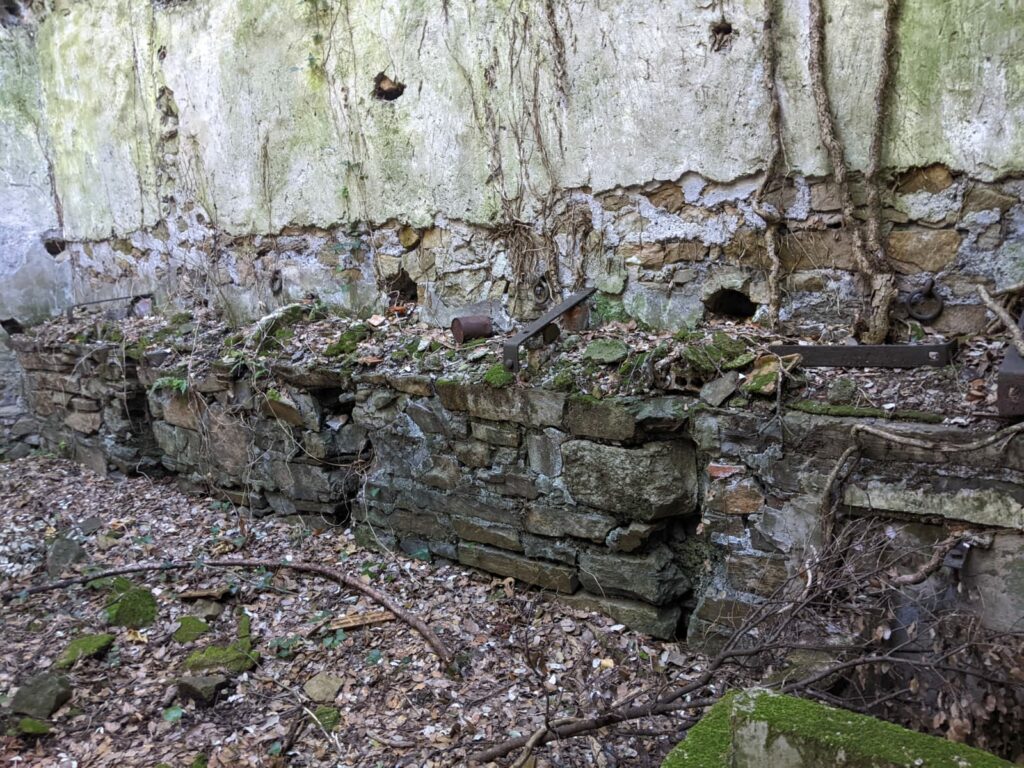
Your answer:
1;1;22;26
385;268;418;305
710;19;734;52
373;72;406;101
704;288;757;319
44;238;67;256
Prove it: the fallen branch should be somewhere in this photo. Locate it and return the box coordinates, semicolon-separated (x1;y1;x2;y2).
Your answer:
1;558;453;667
889;536;961;586
978;285;1024;357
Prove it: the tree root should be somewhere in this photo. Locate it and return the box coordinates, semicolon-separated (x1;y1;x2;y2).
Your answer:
1;557;453;667
978;285;1024;357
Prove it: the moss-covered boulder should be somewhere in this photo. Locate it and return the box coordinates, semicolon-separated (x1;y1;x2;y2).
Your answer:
11;673;71;719
662;689;1012;767
173;617;210;643
107;588;157;628
55;633;115;669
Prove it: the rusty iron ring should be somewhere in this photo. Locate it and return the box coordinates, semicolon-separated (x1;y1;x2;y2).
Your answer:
905;278;944;323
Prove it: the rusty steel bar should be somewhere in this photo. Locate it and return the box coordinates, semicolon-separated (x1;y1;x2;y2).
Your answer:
768;341;956;368
451;315;494;344
503;287;596;372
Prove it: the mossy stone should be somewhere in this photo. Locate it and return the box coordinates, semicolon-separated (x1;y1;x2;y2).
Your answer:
55;633;115;669
324;324;368;357
172;617;210;643
313;705;341;732
582;338;629;365
108;588;157;628
17;717;51;736
184;640;258;674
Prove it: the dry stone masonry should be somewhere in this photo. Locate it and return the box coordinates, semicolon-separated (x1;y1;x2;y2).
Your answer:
7;317;1023;644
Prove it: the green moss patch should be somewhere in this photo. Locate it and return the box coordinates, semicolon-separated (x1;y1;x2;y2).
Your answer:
324;324;369;358
55;633;115;669
681;332;749;377
313;705;341;732
173;617;210;644
482;363;514;389
17;717;51;736
107;588;157;628
582;338;629;365
661;690;736;767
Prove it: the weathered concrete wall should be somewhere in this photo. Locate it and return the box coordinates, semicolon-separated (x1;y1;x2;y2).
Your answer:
1;0;1023;337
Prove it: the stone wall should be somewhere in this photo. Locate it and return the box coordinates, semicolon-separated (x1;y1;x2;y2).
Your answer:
2;0;1024;344
8;321;1023;642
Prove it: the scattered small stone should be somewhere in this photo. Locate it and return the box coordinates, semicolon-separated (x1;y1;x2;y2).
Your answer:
12;673;72;719
176;674;229;706
55;633;115;669
700;371;740;407
827;376;859;405
303;671;344;703
582;339;628;365
313;705;341;732
191;599;224;621
46;536;85;578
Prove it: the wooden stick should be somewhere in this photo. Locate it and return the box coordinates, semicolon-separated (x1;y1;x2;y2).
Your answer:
978;286;1024;357
1;558;453;666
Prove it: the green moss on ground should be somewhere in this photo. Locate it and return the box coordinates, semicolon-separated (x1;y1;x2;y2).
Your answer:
55;633;115;668
788;399;944;424
593;294;631;324
17;717;51;736
107;588;157;628
681;331;749;376
173;617;210;643
324;324;369;357
483;363;514;389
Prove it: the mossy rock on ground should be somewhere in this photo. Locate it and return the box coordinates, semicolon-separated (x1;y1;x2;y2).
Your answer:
662;688;1012;767
107;588;157;628
55;633;115;669
173;616;210;643
582;339;629;365
184;640;258;675
482;363;514;389
324;324;369;358
313;705;341;732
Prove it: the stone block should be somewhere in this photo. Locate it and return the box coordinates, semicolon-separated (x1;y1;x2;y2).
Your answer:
724;553;789;596
407;400;445;434
565;396;635;441
420;454;460;490
64;410;101;434
263;389;322;431
886;228;961;274
561;440;697;520
526;429;566;477
521;533;577;565
524;504;616;543
386;374;433;397
452;517;523;552
844;477;1024;529
446;384;566;428
471;420;520;447
150;390;203;431
558;592;680;639
457;542;578;593
605;522;661;553
705;475;765;516
454;439;492;468
493;473;539;500
579;546;690;605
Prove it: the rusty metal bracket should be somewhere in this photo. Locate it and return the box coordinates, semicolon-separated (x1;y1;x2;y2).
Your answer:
996;315;1024;417
503;287;596;372
66;293;153;322
768;340;956;368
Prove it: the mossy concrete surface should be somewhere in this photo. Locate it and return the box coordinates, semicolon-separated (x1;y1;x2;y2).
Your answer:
662;689;1012;768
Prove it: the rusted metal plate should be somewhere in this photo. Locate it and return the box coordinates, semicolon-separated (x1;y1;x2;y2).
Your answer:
503;287;596;372
997;339;1024;416
768;341;956;368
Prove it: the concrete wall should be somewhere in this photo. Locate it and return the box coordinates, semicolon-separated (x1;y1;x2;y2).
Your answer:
1;0;1022;326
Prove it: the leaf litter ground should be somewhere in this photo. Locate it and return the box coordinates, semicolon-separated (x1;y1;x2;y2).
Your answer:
0;457;724;767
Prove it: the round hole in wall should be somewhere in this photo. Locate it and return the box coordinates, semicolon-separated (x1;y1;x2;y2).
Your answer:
373;72;406;101
704;288;757;320
43;238;66;256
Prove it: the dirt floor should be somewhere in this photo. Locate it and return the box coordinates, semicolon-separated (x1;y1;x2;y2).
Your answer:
0;457;722;767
